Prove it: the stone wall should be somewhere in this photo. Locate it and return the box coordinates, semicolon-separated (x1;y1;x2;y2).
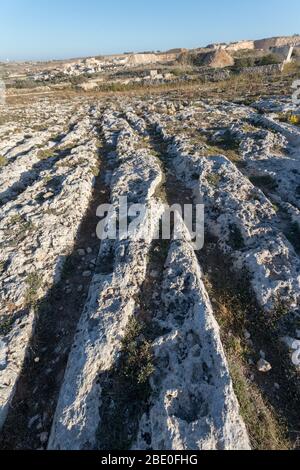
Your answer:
240;63;282;75
254;35;300;50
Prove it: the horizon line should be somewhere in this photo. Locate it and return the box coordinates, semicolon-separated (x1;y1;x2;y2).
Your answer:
1;32;299;64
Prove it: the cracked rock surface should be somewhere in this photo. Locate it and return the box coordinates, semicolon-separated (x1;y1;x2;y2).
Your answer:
1;91;299;450
133;224;250;450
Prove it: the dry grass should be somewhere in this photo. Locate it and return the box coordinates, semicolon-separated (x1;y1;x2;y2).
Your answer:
229;358;289;450
24;272;42;308
282;62;300;75
96;301;157;449
0;155;8;167
278;111;300;126
290;115;300;126
208;287;291;450
37;148;54;160
199;239;294;450
6;60;299;111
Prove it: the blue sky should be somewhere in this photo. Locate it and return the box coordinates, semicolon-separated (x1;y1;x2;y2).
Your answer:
1;0;300;61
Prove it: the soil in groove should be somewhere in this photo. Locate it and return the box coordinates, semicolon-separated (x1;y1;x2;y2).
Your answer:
96;236;170;450
95;124;177;450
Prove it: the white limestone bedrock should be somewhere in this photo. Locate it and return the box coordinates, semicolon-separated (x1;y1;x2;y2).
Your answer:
48;113;164;450
0;119;99;307
133;227;250;450
214;121;300;211
250;113;300;145
0;101;82;197
196;155;300;312
0;108;100;431
148;115;300;314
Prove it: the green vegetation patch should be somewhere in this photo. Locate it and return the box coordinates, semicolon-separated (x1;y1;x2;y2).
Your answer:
0;155;8;167
37;148;55;160
96;317;155;450
24;272;42;308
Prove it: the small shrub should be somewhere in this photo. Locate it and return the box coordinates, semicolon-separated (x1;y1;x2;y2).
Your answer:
10;79;40;89
96;316;155;450
43;175;52;183
7;214;23;226
0;260;5;274
278;112;300;126
171;67;191;77
282;62;300;74
0;155;8;167
265;295;291;332
37;149;54;160
206;173;221;187
205;131;241;163
256;54;281;66
121;317;155;385
24;272;42;307
91;165;100;177
289;115;300;126
242;123;257;133
234;57;256;69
